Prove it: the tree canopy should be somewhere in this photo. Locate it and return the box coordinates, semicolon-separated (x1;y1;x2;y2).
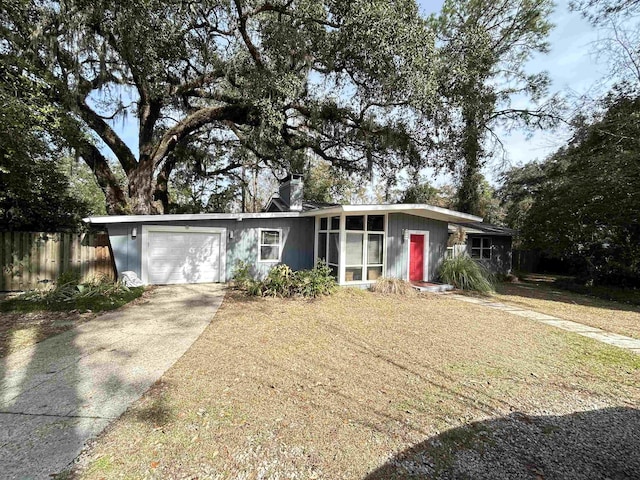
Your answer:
2;0;438;215
500;90;640;285
430;0;559;216
0;54;95;230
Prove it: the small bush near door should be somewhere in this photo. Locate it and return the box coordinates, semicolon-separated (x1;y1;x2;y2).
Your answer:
438;254;495;293
232;261;337;298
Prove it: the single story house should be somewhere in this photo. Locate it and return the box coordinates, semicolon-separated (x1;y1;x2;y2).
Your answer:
448;222;515;275
85;175;511;287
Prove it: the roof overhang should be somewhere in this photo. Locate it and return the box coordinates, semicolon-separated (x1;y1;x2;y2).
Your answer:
83;212;302;224
448;222;515;236
300;204;483;224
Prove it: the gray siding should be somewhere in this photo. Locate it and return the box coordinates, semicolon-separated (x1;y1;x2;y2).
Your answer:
106;217;314;282
107;224;141;276
386;213;449;281
465;234;512;275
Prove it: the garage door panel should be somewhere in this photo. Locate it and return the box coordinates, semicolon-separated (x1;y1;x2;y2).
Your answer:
146;230;223;285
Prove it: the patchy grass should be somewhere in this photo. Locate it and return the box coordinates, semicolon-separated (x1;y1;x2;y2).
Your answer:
0;287;145;314
0;287;150;358
69;289;639;479
493;281;640;339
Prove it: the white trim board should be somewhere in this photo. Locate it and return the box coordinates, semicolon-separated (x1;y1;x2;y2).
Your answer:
141;225;227;285
405;230;430;282
301;204;482;223
85;212;300;224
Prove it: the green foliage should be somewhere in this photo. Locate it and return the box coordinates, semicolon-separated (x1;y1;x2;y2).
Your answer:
400;182;441;204
232;261;253;290
438;255;495;293
303;162;354;205
430;0;559;216
571;0;640;24
2;0;439;214
502;91;640;286
233;261;337;298
1;275;144;313
0;64;94;231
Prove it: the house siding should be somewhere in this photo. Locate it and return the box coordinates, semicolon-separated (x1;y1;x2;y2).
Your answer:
386;213;449;281
465;234;512;275
106;217;314;282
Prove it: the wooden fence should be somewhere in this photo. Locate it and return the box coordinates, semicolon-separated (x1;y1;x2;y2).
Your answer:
1;232;115;291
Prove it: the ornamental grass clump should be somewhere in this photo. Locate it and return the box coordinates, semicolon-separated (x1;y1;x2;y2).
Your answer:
438;254;495;293
370;277;416;296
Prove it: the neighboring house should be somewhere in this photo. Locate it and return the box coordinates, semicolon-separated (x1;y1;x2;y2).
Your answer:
84;174;486;287
448;222;515;275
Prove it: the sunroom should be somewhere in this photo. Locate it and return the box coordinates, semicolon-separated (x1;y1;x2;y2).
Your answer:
306;205;483;287
314;212;387;285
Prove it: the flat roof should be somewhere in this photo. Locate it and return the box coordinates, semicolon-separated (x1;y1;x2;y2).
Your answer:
84;204;483;225
449;222;515;236
301;204;483;224
83;212;302;224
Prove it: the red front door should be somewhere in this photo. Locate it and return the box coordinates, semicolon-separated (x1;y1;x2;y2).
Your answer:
409;234;424;282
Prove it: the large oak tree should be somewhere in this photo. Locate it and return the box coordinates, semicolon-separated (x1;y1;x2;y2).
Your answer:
2;0;437;214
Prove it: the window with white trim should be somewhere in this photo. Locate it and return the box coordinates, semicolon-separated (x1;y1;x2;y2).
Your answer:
259;229;282;262
318;217;339;278
471;237;491;259
345;214;385;282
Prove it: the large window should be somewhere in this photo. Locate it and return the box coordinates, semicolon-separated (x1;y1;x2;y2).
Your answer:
471;237;491;259
318;217;339;278
259;229;282;262
345;214;385;282
317;214;386;282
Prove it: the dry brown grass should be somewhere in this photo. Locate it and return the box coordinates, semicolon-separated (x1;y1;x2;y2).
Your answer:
71;289;640;479
369;277;416;295
0;288;156;358
493;282;640;339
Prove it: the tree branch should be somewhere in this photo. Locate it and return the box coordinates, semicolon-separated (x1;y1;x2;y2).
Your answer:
234;0;264;67
151;104;257;168
76;100;138;174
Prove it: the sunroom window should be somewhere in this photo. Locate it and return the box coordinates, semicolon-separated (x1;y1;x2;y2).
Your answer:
318;217;339;278
344;214;385;282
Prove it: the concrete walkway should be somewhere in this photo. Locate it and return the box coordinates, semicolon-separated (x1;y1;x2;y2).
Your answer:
0;284;225;479
449;294;640;355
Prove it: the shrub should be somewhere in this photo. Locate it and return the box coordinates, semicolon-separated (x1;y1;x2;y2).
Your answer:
292;261;337;298
233;261;337;298
232;261;253;290
370;277;416;295
438;255;495;293
1;273;144;313
261;264;296;297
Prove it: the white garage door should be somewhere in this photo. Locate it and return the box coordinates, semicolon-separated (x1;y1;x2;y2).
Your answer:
146;230;224;285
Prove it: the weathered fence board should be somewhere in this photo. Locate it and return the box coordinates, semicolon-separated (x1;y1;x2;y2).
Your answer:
0;232;115;291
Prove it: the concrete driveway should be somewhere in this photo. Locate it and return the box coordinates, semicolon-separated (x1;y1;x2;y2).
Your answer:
0;283;225;479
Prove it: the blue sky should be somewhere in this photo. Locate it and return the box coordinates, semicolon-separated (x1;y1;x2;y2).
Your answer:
108;0;607;185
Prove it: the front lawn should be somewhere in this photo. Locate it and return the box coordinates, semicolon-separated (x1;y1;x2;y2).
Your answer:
68;288;640;479
493;280;640;339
